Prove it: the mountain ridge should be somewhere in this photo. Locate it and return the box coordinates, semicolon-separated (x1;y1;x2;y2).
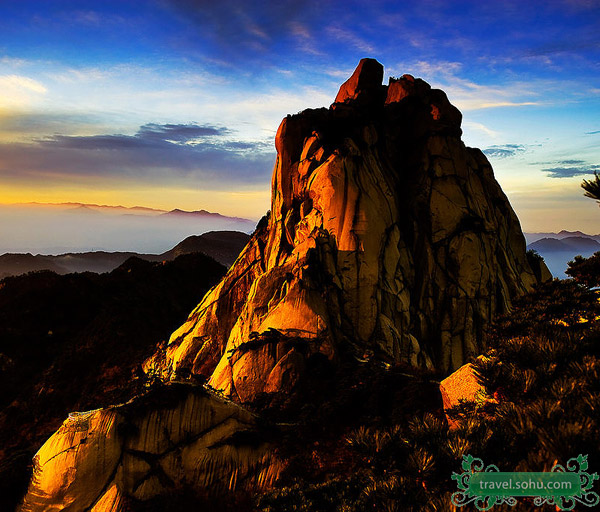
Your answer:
0;202;257;255
529;236;600;252
4;201;256;220
524;230;600;244
0;231;250;279
526;234;600;277
162;208;252;223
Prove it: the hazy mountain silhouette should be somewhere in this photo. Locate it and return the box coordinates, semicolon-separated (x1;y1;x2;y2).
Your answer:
0;231;250;279
0;203;257;255
162;208;252;224
524;230;600;244
527;234;600;277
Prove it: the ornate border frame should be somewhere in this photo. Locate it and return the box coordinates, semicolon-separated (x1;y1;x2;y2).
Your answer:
451;454;599;511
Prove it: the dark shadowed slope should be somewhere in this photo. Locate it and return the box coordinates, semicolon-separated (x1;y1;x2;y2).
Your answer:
0;253;226;511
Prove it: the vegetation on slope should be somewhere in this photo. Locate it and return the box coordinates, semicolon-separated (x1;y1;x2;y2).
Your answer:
253;254;600;512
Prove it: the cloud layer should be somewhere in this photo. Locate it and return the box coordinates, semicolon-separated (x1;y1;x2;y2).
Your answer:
538;159;600;178
0;123;275;188
483;144;527;158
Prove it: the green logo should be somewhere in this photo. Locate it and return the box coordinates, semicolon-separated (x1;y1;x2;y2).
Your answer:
452;454;599;510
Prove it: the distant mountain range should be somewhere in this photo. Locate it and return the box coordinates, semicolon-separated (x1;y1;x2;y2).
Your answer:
524;231;600;278
0;202;257;254
162;208;252;223
18;202;256;221
0;231;250;279
524;230;600;244
528;236;600;253
4;226;597;280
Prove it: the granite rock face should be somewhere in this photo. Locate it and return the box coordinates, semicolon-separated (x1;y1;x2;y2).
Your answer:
20;385;283;511
145;58;545;401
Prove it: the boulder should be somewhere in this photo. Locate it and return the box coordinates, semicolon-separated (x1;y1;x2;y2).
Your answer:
19;385;283;511
439;362;484;411
440;361;497;429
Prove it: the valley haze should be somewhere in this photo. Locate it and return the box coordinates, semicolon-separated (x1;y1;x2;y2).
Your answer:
0;202;256;254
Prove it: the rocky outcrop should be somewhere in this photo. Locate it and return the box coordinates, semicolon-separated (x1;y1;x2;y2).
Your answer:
144;58;545;402
20;384;283;511
334;57;384;103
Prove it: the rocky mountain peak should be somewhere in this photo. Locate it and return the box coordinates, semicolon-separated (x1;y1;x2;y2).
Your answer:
144;58;546;401
334;57;384;103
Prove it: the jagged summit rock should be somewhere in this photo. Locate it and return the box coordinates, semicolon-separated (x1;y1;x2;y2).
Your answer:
144;58;546;401
334;57;384;103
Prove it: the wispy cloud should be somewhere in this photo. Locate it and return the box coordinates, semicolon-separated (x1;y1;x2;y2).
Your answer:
558;159;587;165
384;62;545;112
0;56;29;67
47;67;113;84
160;0;318;63
0;75;47;109
323;67;355;79
71;10;104;25
525;36;600;57
441;76;541;111
135;123;228;142
34;122;264;153
483;144;527;158
463;121;499;138
542;163;600;178
289;22;323;56
410;60;462;77
0;75;46;94
0;111;101;140
586;130;600;135
325;25;375;53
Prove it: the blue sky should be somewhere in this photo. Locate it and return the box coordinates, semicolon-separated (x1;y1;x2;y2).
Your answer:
0;0;599;230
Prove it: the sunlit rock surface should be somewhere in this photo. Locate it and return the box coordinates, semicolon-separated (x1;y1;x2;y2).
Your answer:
439;360;499;429
19;385;282;511
145;58;545;401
